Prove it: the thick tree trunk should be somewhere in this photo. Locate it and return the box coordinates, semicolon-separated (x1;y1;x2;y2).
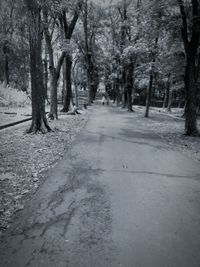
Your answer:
43;11;65;119
27;8;51;133
62;54;72;112
178;0;200;136
184;23;200;135
48;53;65;118
185;55;198;135
83;0;97;105
61;1;83;110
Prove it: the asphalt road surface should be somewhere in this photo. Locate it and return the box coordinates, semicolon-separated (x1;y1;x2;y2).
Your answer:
1;105;200;267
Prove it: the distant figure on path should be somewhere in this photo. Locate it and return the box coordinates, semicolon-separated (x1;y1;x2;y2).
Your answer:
101;96;106;105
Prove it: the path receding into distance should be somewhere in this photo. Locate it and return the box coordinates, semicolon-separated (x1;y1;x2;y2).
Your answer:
1;104;200;267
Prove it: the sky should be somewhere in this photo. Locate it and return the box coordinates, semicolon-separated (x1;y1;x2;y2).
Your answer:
90;0;120;6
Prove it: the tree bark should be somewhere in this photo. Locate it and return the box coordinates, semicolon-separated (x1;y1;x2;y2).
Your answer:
121;69;127;108
145;35;159;117
26;3;51;133
74;82;79;108
43;11;65;119
163;75;171;108
84;0;94;105
126;56;135;112
3;42;9;87
126;67;133;111
167;89;173;112
185;46;199;135
116;78;121;106
184;23;200;135
164;73;171;109
178;0;200;136
145;73;153;118
62;59;66;104
62;54;72;112
61;1;83;111
43;44;49;103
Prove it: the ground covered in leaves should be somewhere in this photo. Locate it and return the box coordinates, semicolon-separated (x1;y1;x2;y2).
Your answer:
134;106;200;163
0;111;89;237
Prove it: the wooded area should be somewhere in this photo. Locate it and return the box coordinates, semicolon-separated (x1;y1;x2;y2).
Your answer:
0;0;199;135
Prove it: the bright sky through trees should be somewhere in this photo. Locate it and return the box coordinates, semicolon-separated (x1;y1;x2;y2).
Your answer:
90;0;119;6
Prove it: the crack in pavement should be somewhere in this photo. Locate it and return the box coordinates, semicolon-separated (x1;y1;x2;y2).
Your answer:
10;200;76;243
47;183;74;213
69;166;200;179
25;248;37;267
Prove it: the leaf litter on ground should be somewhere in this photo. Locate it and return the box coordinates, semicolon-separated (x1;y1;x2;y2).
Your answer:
0;110;89;238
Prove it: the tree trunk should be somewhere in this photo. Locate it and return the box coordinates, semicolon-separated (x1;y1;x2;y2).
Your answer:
145;35;158;117
74;82;79;108
61;1;83;110
48;53;65;118
116;77;121;106
184;22;200;135
62;54;72;112
166;74;172;112
126;57;134;112
163;80;170;108
4;54;9;87
127;87;132;111
145;73;153;118
49;69;58;119
87;64;93;105
3;42;9;87
121;69;127;108
83;0;96;105
112;81;116;103
185;54;198;135
62;59;66;104
43;10;65;119
43;45;49;103
178;0;200;136
167;89;173;112
27;6;51;133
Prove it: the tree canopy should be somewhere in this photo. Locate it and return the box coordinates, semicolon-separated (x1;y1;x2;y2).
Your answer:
0;0;199;135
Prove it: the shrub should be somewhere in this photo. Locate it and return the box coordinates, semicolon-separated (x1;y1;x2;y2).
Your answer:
0;83;31;107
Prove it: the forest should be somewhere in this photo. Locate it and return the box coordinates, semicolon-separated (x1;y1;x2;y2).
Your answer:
0;0;200;135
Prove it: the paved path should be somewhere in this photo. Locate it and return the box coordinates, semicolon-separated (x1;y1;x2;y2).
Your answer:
1;105;200;267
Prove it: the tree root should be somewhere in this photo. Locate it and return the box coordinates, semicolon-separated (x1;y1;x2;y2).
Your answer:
27;118;52;134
